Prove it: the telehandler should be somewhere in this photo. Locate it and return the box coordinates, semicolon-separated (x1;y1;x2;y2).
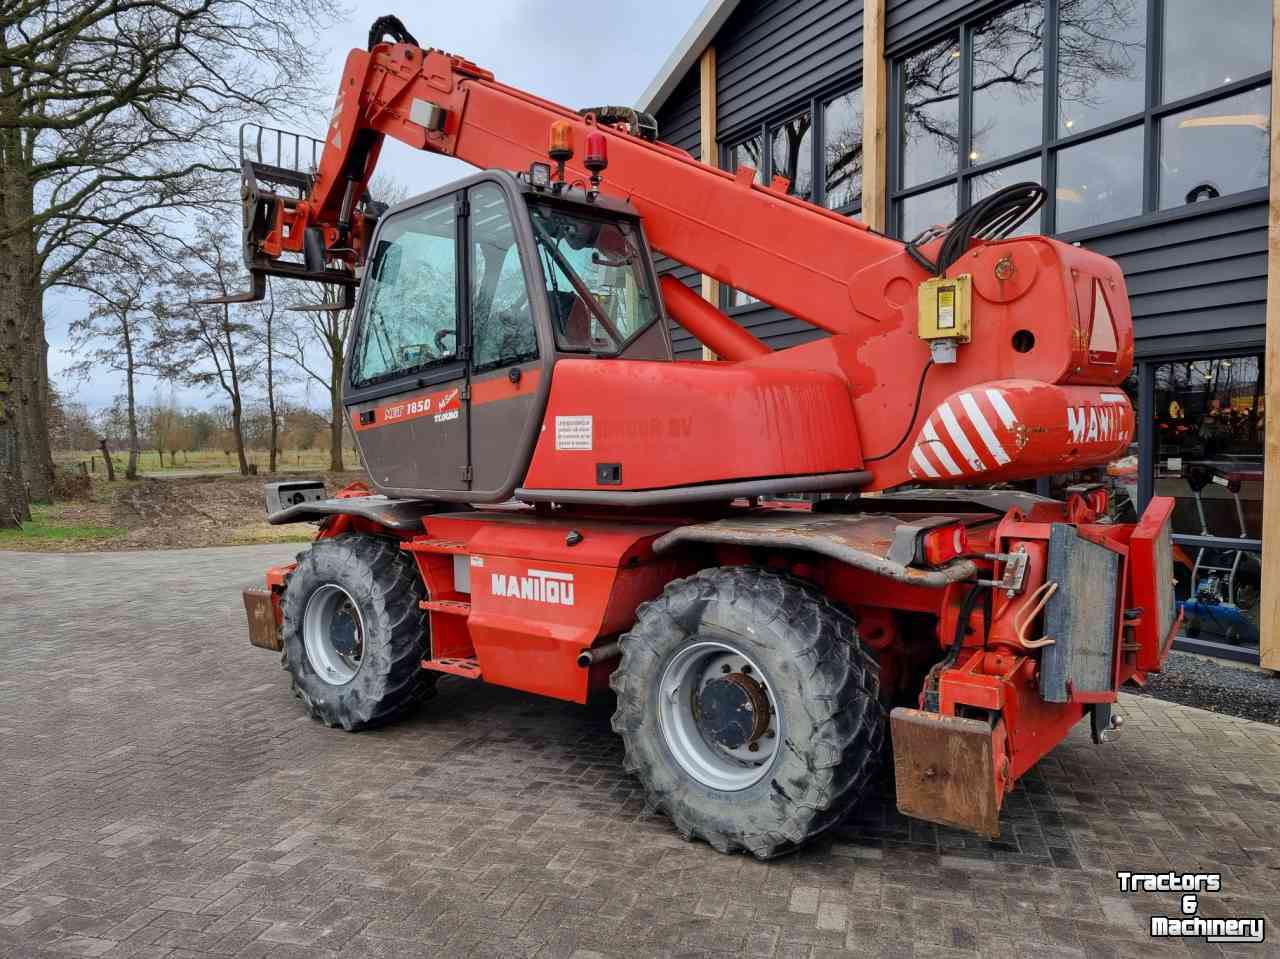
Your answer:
232;16;1178;857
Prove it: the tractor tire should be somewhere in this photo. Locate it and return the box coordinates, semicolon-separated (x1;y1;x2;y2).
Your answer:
281;534;433;731
610;566;884;859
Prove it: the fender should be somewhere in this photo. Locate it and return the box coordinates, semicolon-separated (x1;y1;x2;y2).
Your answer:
268;494;470;531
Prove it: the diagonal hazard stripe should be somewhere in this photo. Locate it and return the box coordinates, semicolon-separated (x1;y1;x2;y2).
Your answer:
937;402;986;472
959;392;1010;466
921;421;963;475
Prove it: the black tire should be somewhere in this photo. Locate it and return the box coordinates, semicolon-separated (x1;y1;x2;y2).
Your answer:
610;566;884;858
281;534;433;730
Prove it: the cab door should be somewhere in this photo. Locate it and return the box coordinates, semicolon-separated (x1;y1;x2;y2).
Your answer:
463;180;546;496
346;191;470;495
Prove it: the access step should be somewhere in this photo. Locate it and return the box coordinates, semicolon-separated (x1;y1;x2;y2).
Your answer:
419;599;472;616
421;657;482;680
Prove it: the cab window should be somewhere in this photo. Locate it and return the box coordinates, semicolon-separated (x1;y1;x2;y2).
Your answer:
469;183;538;372
529;203;659;354
352;196;458;387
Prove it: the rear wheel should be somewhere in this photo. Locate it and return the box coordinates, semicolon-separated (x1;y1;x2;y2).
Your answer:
281;534;433;730
610;566;884;858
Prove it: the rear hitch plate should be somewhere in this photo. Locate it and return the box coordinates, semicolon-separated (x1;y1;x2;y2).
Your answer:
890;707;1003;838
243;588;282;652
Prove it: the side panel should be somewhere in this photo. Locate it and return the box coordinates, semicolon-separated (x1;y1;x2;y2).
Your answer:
352;382;469;490
521;359;864;492
421;512;686;703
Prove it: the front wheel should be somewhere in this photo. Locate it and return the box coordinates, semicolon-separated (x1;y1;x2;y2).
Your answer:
610;566;884;858
281;534;433;730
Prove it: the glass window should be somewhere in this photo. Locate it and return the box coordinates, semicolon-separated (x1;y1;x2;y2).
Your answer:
1162;0;1271;103
900;183;956;239
900;34;961;188
970;1;1045;165
729;136;764;181
468;184;538;373
1152;354;1264;647
352;196;458;387
529;204;660;354
1159;85;1271;209
1054;124;1143;232
824;90;863;209
1057;0;1146;135
969;156;1044;233
770;112;814;200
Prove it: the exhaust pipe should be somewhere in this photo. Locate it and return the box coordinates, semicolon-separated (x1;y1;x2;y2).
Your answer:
577;641;622;668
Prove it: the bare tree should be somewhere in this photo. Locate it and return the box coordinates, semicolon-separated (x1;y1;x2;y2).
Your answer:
157;221;260;474
280;284;352;472
0;0;339;513
63;247;162;479
245;283;284;473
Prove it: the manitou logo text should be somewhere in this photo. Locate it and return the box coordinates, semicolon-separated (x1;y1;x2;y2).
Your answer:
1067;405;1124;444
490;568;576;606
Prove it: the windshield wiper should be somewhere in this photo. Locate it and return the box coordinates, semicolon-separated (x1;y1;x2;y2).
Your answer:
530;217;626;347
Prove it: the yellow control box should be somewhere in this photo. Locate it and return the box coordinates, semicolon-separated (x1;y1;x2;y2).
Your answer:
917;274;973;343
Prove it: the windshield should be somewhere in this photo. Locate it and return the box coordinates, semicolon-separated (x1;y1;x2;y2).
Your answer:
528;203;660;354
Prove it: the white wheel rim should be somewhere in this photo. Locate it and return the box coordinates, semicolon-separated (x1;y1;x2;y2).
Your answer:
302;584;365;686
657;639;780;791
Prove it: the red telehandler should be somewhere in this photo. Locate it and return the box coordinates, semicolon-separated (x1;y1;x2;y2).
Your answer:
231;16;1178;857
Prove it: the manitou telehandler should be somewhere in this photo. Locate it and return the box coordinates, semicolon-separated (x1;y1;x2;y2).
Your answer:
231;16;1178;857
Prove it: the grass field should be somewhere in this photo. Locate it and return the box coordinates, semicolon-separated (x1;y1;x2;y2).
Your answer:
4;454;369;552
0;504;125;545
55;447;362;478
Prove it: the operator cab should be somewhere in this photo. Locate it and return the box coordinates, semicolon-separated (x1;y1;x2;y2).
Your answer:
344;169;672;501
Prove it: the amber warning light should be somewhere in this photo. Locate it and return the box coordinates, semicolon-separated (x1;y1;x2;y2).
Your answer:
547;120;574;191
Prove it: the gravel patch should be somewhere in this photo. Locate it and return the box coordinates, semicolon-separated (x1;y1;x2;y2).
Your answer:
1135;649;1280;726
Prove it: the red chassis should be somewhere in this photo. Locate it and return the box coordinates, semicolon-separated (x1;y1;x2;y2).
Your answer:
229;20;1180;853
254;485;1178;839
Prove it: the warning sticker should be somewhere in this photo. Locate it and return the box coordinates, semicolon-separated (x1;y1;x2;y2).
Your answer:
937;287;956;330
555;415;593;451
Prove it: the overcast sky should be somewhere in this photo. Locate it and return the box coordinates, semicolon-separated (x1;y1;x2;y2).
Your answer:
49;0;700;412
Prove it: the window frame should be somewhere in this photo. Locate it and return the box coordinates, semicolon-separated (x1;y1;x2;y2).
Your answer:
347;189;467;397
526;199;665;357
719;77;864;314
888;0;1272;239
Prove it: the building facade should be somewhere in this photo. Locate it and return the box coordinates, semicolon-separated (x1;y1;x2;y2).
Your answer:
639;0;1275;665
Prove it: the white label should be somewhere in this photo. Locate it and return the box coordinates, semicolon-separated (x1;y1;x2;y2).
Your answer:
469;555;484;567
490;569;575;606
937;287;956;330
1168;457;1183;471
555;415;593;451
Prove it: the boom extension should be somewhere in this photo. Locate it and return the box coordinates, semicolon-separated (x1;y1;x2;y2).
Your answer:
229;19;1139;489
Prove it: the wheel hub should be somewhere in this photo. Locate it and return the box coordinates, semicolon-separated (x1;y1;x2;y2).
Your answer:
329;604;362;658
302;584;365;686
657;640;781;791
697;673;771;749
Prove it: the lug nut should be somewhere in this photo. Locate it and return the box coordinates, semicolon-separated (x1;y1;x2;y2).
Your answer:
748;742;759;752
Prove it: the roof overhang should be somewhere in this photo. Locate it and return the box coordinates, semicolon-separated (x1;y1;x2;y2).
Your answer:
636;0;742;115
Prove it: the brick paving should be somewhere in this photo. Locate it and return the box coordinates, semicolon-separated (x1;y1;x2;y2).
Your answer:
1;544;1278;959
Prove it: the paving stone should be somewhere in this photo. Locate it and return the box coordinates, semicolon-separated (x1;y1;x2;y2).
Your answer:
4;544;1280;959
